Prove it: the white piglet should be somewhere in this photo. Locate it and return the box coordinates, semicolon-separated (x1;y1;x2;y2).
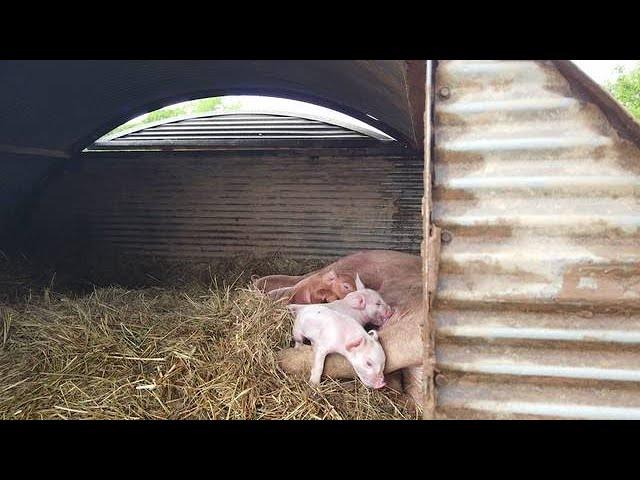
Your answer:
325;273;393;327
288;303;386;389
288;274;393;328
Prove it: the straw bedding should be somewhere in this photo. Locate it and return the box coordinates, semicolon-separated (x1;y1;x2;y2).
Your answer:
0;253;419;419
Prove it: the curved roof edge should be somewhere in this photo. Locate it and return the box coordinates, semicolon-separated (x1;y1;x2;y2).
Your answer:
0;61;423;157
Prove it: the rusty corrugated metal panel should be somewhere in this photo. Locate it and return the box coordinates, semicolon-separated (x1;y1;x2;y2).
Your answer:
421;59;438;419
30;152;423;260
432;60;640;419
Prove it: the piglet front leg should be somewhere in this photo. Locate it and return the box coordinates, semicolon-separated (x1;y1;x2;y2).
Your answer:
292;327;305;349
310;348;328;385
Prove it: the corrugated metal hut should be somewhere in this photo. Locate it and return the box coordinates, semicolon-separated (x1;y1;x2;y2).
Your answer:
1;60;639;419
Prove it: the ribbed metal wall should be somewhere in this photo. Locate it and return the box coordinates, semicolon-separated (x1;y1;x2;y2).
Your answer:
30;151;422;260
0;153;56;244
432;61;640;419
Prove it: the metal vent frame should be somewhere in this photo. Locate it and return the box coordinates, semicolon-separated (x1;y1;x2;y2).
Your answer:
87;109;398;152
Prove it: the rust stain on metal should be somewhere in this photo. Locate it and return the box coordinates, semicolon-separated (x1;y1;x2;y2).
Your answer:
558;264;640;305
422;224;441;419
421;61;444;420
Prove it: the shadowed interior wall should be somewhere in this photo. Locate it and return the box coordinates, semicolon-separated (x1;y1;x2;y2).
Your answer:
0;153;57;248
28;151;423;261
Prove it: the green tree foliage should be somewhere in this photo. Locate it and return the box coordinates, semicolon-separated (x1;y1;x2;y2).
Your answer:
606;63;640;120
144;105;190;123
193;97;225;114
108;97;228;136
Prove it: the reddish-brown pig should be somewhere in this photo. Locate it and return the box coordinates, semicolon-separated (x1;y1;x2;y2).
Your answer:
262;269;356;304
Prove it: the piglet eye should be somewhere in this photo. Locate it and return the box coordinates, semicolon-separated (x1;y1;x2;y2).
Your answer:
366;361;373;367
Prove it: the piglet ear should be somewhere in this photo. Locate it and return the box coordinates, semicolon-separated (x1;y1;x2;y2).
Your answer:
367;330;379;341
346;292;366;310
355;274;366;291
322;270;338;285
345;336;364;352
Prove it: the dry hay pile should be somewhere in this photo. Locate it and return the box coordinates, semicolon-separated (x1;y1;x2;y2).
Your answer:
0;254;419;420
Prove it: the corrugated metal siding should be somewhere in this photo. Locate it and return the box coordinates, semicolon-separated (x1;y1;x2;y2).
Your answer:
30;152;422;260
432;60;640;419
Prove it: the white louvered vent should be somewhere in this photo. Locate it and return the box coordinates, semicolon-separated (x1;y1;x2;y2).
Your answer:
88;111;396;151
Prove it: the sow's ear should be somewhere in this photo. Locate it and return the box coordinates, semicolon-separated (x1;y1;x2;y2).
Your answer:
346;293;366;310
322;270;338;285
367;330;379;341
345;336;364;352
355;274;366;291
268;286;295;301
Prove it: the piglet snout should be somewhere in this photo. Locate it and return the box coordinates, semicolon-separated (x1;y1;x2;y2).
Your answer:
374;378;386;389
380;307;394;325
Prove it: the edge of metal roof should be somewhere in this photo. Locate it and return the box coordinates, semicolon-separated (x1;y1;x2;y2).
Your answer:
553;60;640;146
